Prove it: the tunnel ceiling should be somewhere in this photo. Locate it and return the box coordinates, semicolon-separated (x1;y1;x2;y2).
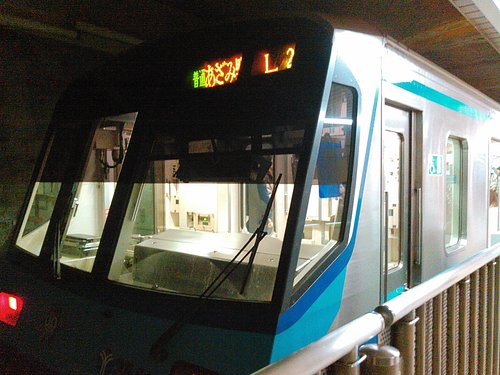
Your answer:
1;0;499;103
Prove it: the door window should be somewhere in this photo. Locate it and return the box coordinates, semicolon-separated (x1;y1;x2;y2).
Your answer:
383;104;412;297
445;137;467;249
384;131;403;269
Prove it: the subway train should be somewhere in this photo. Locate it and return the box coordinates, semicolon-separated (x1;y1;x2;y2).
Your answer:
1;15;499;374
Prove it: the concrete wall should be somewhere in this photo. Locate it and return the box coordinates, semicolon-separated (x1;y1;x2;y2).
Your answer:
0;28;106;251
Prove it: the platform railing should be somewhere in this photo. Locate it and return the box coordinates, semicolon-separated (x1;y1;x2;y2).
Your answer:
253;244;500;375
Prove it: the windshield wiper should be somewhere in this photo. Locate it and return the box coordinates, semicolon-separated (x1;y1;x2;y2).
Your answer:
150;174;282;362
240;173;281;294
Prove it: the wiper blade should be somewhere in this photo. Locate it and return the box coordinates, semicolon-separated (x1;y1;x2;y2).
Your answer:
187;172;281;299
240;173;282;294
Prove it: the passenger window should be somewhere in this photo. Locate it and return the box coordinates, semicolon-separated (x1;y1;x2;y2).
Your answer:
445;137;467;249
489;139;500;245
59;113;137;272
294;83;355;286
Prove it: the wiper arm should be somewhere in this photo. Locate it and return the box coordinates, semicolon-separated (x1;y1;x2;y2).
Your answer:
240;173;282;294
150;174;282;361
177;172;281;300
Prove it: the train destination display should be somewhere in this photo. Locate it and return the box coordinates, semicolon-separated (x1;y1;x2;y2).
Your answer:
191;44;296;89
192;54;243;89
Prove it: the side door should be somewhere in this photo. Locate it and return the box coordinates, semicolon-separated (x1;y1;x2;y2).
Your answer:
382;103;419;300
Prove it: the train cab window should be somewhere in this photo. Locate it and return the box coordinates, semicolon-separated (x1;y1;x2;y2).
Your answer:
16;182;62;256
108;131;303;302
488;139;500;245
15;125;82;256
445;137;467;249
294;83;355;286
59;113;137;272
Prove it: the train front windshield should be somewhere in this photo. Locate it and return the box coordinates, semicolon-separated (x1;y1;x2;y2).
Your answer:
109;132;302;301
107;83;354;302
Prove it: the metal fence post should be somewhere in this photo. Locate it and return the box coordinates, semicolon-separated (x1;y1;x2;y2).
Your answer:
478;266;488;374
469;271;479;375
393;309;419;375
359;344;401;375
447;284;459;375
459;277;471;374
415;303;428;375
330;346;367;375
432;293;445;375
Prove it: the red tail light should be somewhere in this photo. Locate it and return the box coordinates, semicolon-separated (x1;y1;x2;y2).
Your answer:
0;292;24;326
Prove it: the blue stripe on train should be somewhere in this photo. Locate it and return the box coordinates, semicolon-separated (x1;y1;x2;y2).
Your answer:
271;88;380;362
393;80;491;122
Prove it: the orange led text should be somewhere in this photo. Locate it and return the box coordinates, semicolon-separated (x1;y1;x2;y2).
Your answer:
193;55;243;89
252;44;296;76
